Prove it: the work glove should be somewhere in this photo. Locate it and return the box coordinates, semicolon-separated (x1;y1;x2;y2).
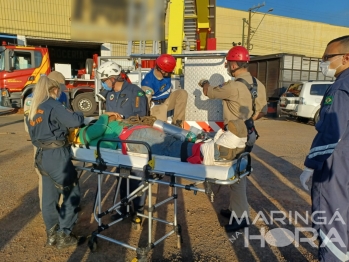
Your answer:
198;79;209;87
300;167;314;191
246;130;257;147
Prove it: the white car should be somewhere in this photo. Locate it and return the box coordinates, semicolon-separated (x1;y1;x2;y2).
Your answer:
279;81;334;124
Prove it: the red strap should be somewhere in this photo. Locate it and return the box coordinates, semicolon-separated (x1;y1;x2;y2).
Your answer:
187;142;203;164
119;125;150;155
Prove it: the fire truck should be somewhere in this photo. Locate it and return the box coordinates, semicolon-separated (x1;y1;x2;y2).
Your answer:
0;43;99;115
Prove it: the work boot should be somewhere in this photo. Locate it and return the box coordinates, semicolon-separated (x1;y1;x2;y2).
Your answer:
132;208;144;230
46;224;59;246
224;218;248;232
220;209;233;219
132;213;143;224
132;206;144;224
56;231;78;249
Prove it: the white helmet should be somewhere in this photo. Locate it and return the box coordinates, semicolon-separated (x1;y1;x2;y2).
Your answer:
96;61;122;80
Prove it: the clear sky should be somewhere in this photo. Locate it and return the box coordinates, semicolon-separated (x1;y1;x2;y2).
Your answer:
217;0;349;28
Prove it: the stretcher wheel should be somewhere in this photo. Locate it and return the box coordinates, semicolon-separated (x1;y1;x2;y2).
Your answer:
88;236;97;252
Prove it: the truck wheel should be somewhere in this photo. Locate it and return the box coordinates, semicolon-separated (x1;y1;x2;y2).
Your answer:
85;58;93;74
72;93;97;116
314;110;320;125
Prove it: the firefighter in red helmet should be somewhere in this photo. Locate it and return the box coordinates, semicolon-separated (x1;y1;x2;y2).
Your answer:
198;45;267;232
141;54;188;127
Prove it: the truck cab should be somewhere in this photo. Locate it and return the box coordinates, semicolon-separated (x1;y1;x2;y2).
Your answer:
0;43;99;116
0;44;49;108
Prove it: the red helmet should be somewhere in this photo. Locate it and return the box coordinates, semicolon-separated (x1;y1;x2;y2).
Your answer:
226;46;250;62
155;54;176;73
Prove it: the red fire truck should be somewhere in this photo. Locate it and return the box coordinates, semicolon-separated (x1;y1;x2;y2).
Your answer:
0;43;99;115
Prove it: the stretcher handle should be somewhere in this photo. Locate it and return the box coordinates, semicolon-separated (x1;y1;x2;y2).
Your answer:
96;138;153;162
236;152;252;178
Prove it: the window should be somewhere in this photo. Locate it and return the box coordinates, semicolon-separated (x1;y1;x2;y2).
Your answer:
34;51;42;68
12;51;32;70
310;84;331;96
286;83;303;97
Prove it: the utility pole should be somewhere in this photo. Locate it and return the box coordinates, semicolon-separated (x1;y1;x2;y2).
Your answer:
242;18;248;47
246;3;265;50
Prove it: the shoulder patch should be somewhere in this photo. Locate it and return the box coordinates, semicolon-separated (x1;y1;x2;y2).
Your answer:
137;91;144;97
145;89;152;95
160;84;166;91
324;96;333;105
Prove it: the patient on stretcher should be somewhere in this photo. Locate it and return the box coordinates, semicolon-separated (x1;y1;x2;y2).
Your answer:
72;114;248;165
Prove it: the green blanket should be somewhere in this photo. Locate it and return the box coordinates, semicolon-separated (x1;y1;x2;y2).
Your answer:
78;114;129;149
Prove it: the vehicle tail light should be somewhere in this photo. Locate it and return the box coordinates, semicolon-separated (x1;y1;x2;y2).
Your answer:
299;97;305;104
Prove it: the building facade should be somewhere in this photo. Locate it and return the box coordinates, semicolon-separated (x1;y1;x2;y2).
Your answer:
1;1;349;60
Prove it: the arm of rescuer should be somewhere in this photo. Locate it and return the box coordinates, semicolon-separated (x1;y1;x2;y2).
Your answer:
200;80;238;101
131;88;148;117
141;74;155;109
201;79;267;120
141;85;154;109
252;80;268;121
304;89;349;170
51;103;85;128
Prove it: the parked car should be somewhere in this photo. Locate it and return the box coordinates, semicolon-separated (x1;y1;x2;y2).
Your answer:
279;81;334;124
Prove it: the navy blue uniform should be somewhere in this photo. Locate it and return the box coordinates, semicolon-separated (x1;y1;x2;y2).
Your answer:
27;98;84;234
141;69;172;101
305;68;349;261
104;81;148;215
105;81;147;118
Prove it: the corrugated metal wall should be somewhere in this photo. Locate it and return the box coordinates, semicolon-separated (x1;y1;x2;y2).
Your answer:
0;0;71;39
1;1;349;58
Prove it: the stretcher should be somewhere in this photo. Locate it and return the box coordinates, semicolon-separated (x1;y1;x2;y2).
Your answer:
72;138;252;261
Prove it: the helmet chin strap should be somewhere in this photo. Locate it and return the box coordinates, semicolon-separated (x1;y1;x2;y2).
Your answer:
110;75;124;88
231;67;240;76
156;65;171;78
227;61;240;77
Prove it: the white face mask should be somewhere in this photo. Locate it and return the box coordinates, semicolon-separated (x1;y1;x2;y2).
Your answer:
319;56;342;78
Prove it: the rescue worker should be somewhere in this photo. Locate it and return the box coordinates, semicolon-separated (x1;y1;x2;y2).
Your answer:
141;54;188;127
25;71;70;131
26;76;84;249
96;61;148;223
97;61;148;118
299;35;349;261
198;46;267;232
24;71;69;210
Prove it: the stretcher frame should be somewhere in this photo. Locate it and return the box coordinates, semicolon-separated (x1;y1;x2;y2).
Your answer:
73;138;252;261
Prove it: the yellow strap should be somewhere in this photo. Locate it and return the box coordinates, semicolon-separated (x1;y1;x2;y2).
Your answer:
148;158;155;170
